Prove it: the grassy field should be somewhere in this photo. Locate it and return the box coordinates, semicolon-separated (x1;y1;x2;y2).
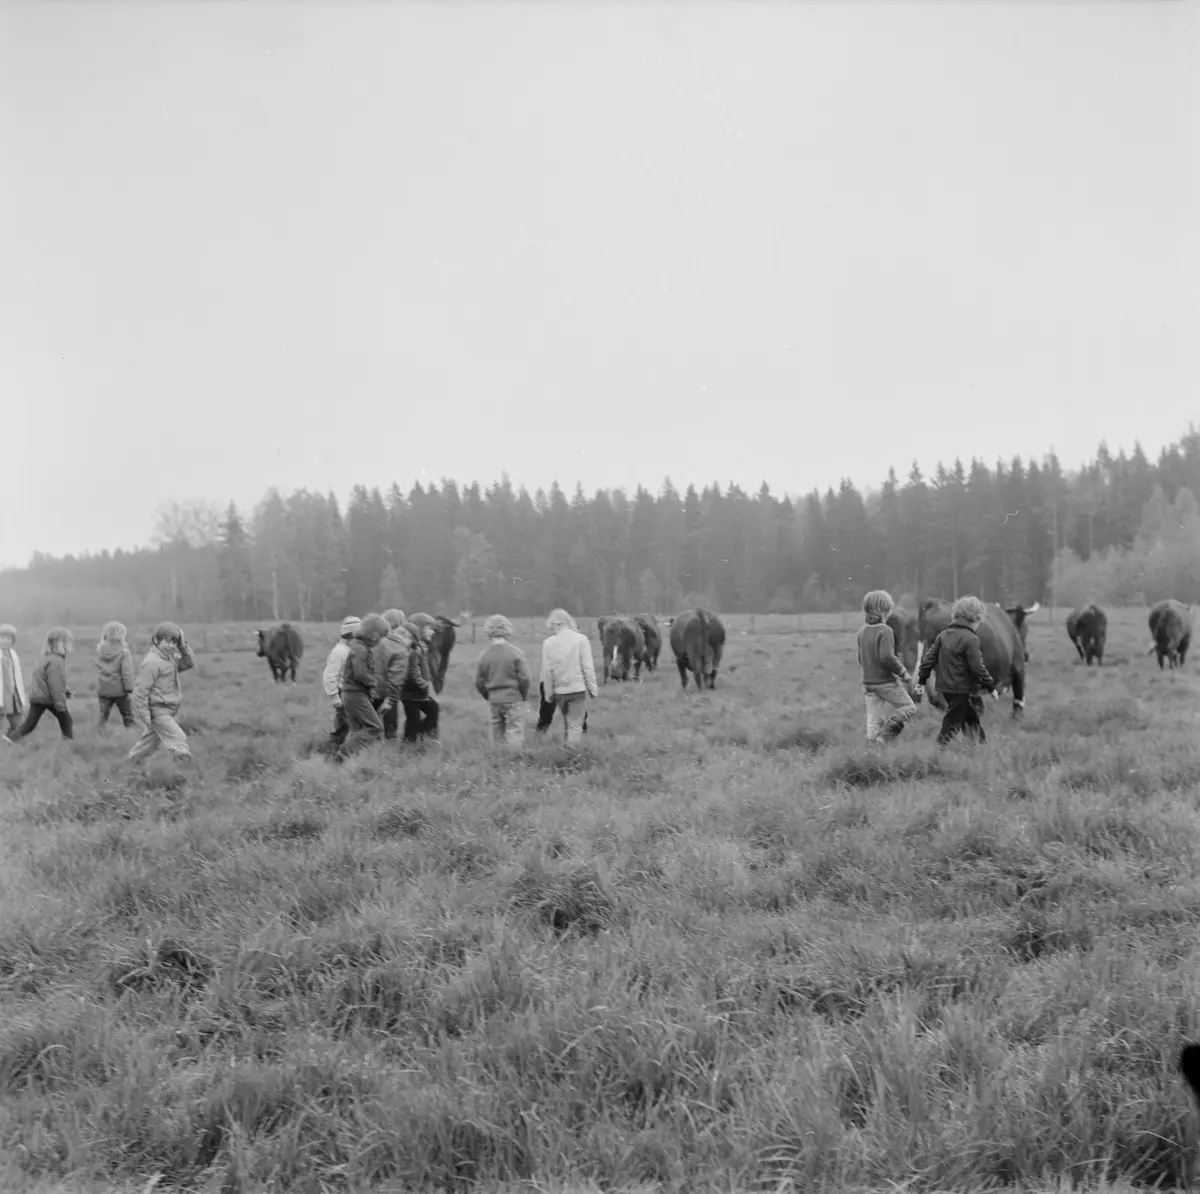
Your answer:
1;607;1199;1193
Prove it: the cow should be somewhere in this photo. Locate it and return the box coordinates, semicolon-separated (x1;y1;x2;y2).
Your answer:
634;613;662;673
916;599;1026;716
256;623;304;683
1066;604;1107;666
886;606;919;677
407;613;459;693
1148;599;1192;669
669;608;726;690
597;615;645;682
1001;601;1040;661
1182;1043;1200;1108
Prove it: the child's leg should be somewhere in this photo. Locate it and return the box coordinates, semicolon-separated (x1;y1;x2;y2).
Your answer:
503;703;525;749
489;703;505;745
421;698;439;740
98;697;112;727
9;703;49;741
864;693;888;741
51;708;73;739
963;696;986;743
151;710;191;758
117;696;135;728
876;682;917;741
128;724;161;762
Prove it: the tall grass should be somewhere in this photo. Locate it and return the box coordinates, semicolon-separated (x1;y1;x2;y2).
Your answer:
0;614;1198;1192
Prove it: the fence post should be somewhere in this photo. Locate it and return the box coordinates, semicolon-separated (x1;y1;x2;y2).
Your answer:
471;621;476;643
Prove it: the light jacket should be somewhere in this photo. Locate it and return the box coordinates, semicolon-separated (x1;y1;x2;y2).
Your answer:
96;643;135;698
0;647;25;714
132;640;195;723
323;640;351;700
540;627;598;699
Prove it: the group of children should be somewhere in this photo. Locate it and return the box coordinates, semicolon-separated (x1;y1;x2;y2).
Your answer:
322;605;599;757
0;620;196;763
856;589;996;746
0;592;994;766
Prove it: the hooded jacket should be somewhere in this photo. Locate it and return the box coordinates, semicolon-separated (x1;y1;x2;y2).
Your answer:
375;626;414;703
96;642;135;698
132;640;195;723
339;639;378;698
916;621;995;696
399;637;434;701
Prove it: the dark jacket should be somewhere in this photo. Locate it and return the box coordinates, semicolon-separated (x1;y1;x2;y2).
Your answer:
28;654;69;711
374;630;412;704
916;621;994;695
339;639;378;698
96;643;135;698
400;642;433;701
856;621;910;689
475;641;532;704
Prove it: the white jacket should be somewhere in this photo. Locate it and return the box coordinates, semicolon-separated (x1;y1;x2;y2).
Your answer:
1;647;25;713
540;627;598;699
322;640;351;700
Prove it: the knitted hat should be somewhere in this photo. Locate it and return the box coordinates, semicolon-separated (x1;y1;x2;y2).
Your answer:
340;615;362;638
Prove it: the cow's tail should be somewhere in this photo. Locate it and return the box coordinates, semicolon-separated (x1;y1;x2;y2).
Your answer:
697;608;709;681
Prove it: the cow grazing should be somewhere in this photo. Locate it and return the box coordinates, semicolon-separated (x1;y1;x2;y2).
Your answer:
256;623;304;683
597;615;645;682
916;599;1026;716
669;608;726;690
634;614;662;672
1001;601;1040;661
1148;599;1192;670
886;606;919;678
407;613;459;693
1066;604;1107;666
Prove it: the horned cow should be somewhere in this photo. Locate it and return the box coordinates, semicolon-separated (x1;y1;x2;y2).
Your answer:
256;623;304;684
634;614;662;672
1148;599;1192;670
597;615;645;682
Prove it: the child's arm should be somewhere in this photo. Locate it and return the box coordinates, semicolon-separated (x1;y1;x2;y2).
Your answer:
121;648;135;693
964;636;995;692
515;652;531;701
47;657;69;711
474;655;490;700
580;639;598;698
176;639;195;673
916;636;939;686
131;659;155;726
878;626;910;683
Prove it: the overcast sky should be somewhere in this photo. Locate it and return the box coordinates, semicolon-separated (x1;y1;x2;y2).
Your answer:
1;1;1195;566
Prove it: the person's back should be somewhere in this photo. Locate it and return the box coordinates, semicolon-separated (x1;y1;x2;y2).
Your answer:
476;639;531;704
541;625;597;698
856;621;908;690
922;622;994;695
856;591;915;744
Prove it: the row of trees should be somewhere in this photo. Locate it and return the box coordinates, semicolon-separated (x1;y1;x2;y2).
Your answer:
2;430;1198;626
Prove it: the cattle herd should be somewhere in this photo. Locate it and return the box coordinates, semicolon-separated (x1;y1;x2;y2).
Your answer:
254;597;1192;722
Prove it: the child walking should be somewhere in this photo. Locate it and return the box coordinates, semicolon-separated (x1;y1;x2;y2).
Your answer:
0;623;26;740
9;627;75;741
129;621;195;764
474;615;531;748
96;621;136;729
856;590;917;743
916;596;996;745
322;615;361;750
336;613;389;761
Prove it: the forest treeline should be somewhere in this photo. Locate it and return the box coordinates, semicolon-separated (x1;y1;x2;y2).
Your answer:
2;429;1198;626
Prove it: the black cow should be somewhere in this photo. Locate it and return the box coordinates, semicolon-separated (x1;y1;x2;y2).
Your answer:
917;599;1026;716
408;613;458;693
1182;1043;1200;1108
1148;599;1192;669
634;614;662;672
1066;604;1107;666
598;615;645;682
886;606;919;678
256;623;304;683
1001;601;1040;661
669;608;726;690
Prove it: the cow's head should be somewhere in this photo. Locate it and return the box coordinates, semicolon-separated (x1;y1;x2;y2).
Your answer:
255;629;266;656
1004;602;1039;658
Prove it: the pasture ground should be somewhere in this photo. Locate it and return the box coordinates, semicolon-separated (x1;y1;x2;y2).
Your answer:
1;609;1199;1193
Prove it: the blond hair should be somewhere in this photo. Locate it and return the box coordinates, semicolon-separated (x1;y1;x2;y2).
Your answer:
862;590;895;624
99;620;127;648
952;596;987;625
546;608;576;632
0;623;16;643
44;626;74;655
484;614;514;639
